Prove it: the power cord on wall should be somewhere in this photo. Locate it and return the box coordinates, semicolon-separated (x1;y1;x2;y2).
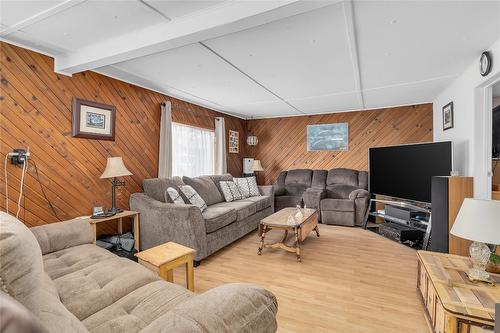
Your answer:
31;160;61;221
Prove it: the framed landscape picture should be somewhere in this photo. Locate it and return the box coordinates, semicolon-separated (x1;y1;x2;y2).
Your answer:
442;102;454;130
228;130;239;153
72;97;116;141
307;123;349;151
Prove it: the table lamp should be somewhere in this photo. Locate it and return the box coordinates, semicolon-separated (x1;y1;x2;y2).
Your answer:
450;198;500;281
100;157;132;214
251;160;264;173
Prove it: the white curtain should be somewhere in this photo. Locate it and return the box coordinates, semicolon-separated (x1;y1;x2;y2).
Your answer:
158;102;172;178
214;117;227;175
172;123;214;177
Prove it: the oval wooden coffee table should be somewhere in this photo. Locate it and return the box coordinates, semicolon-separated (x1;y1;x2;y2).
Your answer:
258;208;319;262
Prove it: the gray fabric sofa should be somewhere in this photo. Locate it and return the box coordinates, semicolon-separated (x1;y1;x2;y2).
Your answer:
130;174;274;263
0;212;278;333
303;168;370;226
273;169;327;211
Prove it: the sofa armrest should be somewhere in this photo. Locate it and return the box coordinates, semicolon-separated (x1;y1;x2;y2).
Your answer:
140;283;278;333
273;185;286;196
130;193;207;260
348;189;370;200
303;188;325;209
259;185;275;212
30;218;94;255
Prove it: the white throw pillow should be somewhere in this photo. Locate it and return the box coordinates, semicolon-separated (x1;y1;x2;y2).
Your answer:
165;187;185;204
219;181;243;202
179;185;207;212
234;177;260;198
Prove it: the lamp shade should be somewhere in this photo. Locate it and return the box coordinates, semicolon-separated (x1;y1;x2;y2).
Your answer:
251;160;264;172
450;198;500;245
247;135;258;146
100;157;132;179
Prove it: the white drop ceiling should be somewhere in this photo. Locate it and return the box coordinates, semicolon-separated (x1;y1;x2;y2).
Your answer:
1;0;499;119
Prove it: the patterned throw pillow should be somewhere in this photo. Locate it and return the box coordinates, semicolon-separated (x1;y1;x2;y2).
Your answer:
179;185;207;212
219;181;244;202
234;177;260;198
165;187;185;205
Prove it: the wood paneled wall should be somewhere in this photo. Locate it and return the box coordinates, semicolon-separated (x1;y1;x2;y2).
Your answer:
247;104;433;185
0;42;246;227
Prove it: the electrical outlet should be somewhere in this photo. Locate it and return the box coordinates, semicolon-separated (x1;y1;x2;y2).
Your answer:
9;149;30;165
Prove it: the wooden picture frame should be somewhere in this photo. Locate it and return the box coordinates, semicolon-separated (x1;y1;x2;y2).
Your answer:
228;130;239;153
72;97;116;140
442;102;454;131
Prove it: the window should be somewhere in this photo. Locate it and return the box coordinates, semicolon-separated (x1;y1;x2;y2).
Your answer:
172;123;214;177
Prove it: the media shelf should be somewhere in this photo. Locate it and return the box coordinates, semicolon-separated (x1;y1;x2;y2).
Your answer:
364;198;432;250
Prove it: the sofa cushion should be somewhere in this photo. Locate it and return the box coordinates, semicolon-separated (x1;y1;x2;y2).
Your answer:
43;244;117;280
274;196;302;210
165;187;185;204
210;201;257;221
82;281;193;333
326;184;360;199
179;185;207;212
241;196;272;212
284;169;312;187
321;198;355;212
52;256;159;321
219;181;244;202
311;170;328;189
234;177;260;198
202;206;237;233
285;184;308;197
327;168;359;187
0;212;43;300
143;177;184;203
209;174;233;197
0;293;48;333
183;176;223;206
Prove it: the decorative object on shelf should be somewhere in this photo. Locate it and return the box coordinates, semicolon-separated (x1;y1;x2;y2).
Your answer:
450;198;500;282
442;102;454;130
479;51;492;77
100;157;133;214
228;130;239;153
486;253;500;274
307;123;348;151
72;97;116;140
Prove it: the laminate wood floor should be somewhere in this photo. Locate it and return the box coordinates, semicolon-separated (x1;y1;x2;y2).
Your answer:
172;225;428;333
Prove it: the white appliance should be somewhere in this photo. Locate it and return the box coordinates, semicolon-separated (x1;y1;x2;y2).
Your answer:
243;158;254;174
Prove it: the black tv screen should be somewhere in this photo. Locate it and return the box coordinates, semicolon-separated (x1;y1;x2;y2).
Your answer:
369;142;452;203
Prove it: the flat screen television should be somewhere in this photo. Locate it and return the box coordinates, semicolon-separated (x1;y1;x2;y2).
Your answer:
369;141;453;204
493;105;500;159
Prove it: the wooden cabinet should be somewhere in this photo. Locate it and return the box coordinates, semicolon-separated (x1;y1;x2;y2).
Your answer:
417;251;497;333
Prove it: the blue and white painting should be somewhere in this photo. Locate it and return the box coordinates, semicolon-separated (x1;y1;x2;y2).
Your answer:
86;112;106;129
307;123;348;151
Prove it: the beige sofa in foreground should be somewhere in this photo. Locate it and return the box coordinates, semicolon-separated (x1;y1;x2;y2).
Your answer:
0;212;278;333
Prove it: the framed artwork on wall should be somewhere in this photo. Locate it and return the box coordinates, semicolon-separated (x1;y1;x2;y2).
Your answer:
72;97;116;140
229;130;239;153
307;123;349;151
442;102;454;130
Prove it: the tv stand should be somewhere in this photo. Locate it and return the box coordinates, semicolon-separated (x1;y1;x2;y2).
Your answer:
363;197;431;250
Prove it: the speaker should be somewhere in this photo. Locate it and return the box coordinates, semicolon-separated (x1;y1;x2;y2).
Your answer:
430;177;449;253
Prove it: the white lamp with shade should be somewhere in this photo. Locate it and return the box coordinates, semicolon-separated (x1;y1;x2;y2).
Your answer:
100;157;132;215
450;198;500;281
251;160;264;172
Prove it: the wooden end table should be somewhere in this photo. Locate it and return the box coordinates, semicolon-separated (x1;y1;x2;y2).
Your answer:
417;251;498;333
88;210;140;251
258;207;319;262
135;242;196;292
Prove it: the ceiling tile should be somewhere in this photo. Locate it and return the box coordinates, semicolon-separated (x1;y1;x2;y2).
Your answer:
3;30;68;54
287;92;362;114
0;0;63;27
144;0;226;20
114;43;281;107
21;1;166;50
363;76;454;109
355;0;500;89
225;100;301;118
204;2;356;100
